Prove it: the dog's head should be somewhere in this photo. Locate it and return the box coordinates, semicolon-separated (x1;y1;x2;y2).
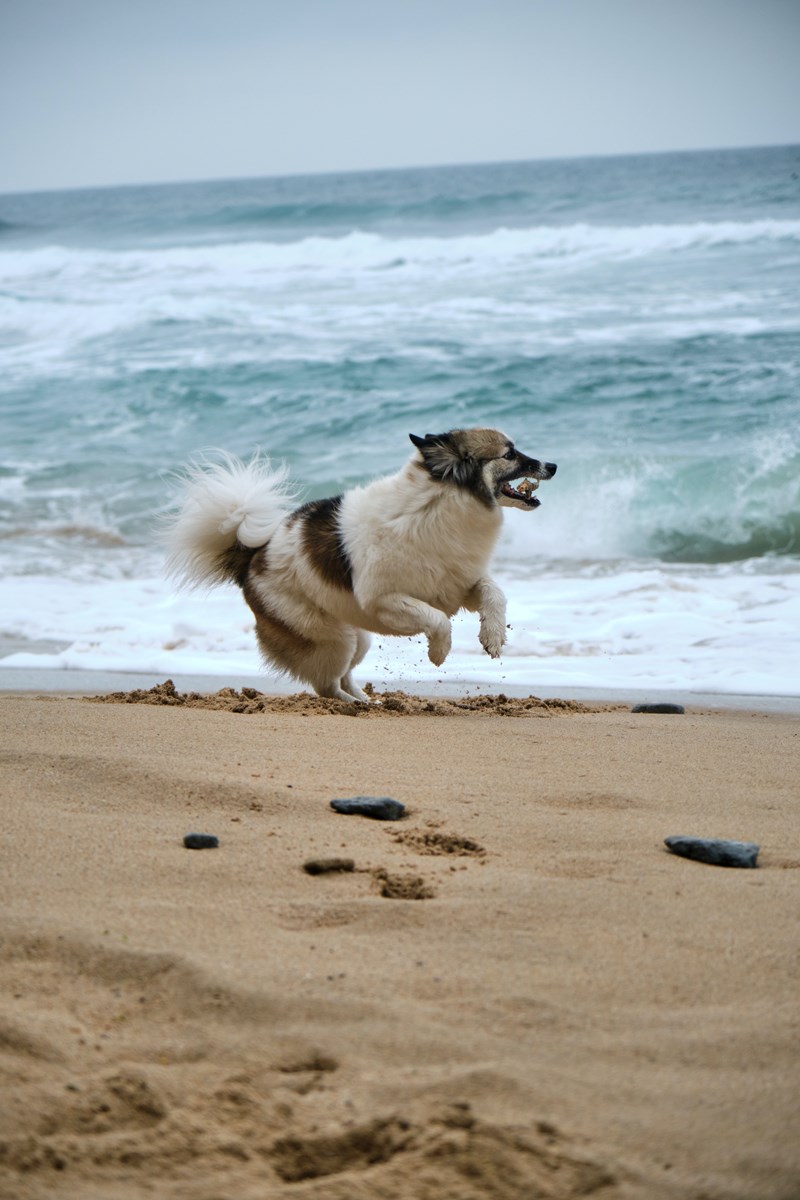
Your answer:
409;428;556;511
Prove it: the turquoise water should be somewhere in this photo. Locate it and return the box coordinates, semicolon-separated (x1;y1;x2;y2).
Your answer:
1;146;799;692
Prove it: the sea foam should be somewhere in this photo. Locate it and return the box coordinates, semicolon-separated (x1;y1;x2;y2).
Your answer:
1;561;798;696
3;217;800;279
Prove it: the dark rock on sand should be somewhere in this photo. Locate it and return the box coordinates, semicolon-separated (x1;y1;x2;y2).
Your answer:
183;832;219;849
303;857;356;875
664;836;759;868
330;796;406;821
632;703;685;714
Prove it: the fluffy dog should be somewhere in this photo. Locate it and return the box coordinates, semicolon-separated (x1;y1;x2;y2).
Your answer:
166;429;556;702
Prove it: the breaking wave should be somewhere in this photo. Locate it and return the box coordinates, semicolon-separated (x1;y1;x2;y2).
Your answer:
3;218;800;280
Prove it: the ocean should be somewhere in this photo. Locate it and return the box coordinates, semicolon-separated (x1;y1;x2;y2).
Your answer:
1;145;799;696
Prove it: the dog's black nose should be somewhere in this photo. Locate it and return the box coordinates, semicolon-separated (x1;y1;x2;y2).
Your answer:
545;462;557;477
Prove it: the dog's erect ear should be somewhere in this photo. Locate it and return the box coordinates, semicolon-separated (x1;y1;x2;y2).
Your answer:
409;433;450;448
409;432;453;450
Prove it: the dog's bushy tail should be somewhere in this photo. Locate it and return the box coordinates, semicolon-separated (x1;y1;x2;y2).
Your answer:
165;453;294;589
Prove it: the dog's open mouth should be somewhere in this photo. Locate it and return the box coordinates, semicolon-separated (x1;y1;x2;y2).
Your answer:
500;478;540;508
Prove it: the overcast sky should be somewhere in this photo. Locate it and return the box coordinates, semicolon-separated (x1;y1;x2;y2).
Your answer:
1;0;798;193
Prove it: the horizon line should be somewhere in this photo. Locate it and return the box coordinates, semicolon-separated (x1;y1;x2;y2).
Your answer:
1;139;798;201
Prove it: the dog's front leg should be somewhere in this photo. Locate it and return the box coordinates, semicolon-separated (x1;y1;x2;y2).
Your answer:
371;593;452;666
464;576;507;659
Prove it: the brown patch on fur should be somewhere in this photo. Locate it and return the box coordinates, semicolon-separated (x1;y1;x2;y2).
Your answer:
216;542;260;588
412;428;510;462
295;496;353;591
455;428;512;460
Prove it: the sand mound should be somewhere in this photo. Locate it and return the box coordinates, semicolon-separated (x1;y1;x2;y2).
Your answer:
0;932;615;1200
391;829;487;857
88;678;618;717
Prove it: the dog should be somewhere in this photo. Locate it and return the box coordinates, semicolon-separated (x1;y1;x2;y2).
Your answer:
166;429;556;702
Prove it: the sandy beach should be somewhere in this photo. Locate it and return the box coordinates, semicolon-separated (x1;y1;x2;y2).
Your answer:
1;681;799;1199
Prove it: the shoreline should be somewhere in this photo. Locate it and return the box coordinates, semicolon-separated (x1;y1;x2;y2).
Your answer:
2;664;800;714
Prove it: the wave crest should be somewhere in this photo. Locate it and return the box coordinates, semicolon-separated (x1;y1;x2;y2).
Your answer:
3;218;800;280
501;439;800;566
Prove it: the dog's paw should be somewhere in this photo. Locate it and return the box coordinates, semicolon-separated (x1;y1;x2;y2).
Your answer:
479;622;506;659
427;625;452;667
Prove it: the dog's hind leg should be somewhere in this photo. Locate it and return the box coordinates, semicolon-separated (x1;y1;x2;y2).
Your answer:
247;586;365;702
463;576;507;659
302;629;371;703
339;629;372;703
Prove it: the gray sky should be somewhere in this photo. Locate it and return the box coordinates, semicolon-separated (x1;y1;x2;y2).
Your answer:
1;0;798;193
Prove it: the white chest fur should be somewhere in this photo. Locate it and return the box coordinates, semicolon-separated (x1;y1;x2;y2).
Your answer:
340;466;502;615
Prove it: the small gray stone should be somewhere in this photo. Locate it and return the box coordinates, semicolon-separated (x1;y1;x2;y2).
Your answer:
664;836;759;868
632;703;685;714
330;796;406;821
183;832;219;849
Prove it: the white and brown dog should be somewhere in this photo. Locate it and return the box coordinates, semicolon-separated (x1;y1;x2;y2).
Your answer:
166;429;556;701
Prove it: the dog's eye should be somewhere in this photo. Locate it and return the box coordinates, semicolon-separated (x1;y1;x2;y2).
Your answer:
502;447;516;460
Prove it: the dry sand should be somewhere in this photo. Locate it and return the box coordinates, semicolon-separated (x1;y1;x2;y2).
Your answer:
1;682;798;1199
